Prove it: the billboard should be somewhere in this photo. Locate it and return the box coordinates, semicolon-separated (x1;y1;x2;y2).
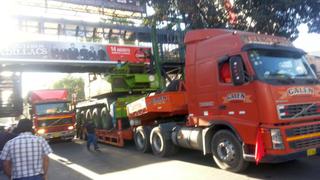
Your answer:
0;41;151;63
54;0;146;13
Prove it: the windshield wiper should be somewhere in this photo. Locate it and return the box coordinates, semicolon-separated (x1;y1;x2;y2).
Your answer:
268;73;295;84
305;78;319;84
276;78;295;84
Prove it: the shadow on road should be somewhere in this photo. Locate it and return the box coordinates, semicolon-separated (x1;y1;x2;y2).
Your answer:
50;139;320;179
50;139;168;175
164;148;320;179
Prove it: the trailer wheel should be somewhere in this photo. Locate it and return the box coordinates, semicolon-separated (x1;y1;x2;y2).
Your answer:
150;126;178;157
134;126;151;153
92;108;102;129
211;130;249;172
85;109;92;122
100;107;114;130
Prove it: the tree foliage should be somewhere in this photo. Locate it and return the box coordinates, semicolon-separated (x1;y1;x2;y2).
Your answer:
52;75;85;101
143;0;320;39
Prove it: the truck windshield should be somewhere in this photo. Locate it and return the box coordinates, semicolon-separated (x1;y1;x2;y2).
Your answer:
248;50;317;84
35;102;71;115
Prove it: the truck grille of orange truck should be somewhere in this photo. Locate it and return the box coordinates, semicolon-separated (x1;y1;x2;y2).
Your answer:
278;103;320;119
286;124;320;149
286;124;320;136
289;137;320;149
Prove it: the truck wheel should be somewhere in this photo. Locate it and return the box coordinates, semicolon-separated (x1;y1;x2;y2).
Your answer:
134;126;151;153
150;126;178;157
211;130;249;172
101;107;114;130
92;108;102;128
85;109;92;122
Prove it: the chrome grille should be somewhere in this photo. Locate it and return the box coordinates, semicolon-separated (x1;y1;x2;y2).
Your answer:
278;103;320;119
286;124;320;137
37;118;73;127
289;137;320;149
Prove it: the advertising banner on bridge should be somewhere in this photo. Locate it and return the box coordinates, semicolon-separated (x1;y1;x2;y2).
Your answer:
0;41;151;63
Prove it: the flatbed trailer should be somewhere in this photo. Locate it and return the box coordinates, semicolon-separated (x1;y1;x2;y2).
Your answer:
127;82;187;123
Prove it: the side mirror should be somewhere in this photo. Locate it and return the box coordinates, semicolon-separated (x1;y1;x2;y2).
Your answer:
230;56;245;86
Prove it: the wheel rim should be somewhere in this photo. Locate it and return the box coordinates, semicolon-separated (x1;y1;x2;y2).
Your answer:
136;131;145;149
153;133;163;152
216;139;236;162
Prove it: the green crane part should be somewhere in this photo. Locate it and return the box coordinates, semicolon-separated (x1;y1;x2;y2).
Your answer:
114;95;143;119
106;63;159;93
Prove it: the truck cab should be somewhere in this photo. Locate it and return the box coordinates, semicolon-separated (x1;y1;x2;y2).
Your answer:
28;89;75;141
185;29;320;168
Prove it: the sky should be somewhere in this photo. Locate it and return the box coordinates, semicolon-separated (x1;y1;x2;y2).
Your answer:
293;24;320;54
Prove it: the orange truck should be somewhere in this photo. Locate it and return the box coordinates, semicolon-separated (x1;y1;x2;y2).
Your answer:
27;89;75;141
127;29;320;172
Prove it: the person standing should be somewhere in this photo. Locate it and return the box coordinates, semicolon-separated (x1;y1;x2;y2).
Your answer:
97;46;107;61
68;43;79;60
0;127;17;173
88;46;97;60
79;45;89;60
85;120;99;151
0;119;52;180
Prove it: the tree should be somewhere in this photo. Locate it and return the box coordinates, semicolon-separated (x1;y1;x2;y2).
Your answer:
143;0;320;39
52;75;85;101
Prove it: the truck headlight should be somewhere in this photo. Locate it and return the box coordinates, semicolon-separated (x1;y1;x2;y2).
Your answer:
37;129;46;134
68;126;74;130
270;129;285;150
148;75;155;81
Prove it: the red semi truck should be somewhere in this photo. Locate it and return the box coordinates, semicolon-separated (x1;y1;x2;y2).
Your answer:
27;89;75;141
127;29;320;172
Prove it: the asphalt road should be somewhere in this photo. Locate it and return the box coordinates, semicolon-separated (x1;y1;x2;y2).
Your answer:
1;139;320;180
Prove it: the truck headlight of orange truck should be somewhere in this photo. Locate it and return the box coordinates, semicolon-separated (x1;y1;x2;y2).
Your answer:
270;129;285;150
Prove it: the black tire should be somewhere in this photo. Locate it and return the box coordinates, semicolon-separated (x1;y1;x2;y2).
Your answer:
92;108;102;128
85;109;92;122
211;130;249;172
134;126;151;153
100;107;114;130
150;126;178;157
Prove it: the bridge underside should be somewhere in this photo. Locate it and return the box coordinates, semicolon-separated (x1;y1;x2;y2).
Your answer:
0;58;118;73
0;58;183;73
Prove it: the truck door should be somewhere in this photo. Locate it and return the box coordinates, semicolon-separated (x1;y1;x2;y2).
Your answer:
216;55;259;135
193;57;219;122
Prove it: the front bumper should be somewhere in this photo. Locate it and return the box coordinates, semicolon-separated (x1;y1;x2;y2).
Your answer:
260;148;320;163
257;121;320;163
40;130;75;140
